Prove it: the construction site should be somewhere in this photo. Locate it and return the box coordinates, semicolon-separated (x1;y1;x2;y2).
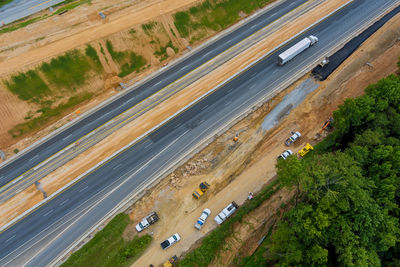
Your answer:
0;0;399;266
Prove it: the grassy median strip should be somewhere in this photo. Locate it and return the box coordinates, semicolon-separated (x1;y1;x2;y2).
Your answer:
178;179;281;267
62;213;152;267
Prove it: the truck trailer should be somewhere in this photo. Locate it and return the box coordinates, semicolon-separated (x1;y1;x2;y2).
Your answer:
278;35;318;65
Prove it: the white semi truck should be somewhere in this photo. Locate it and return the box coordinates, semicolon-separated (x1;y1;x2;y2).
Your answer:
278;35;318;65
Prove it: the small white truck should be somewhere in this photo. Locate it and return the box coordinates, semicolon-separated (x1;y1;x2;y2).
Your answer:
285;131;301;146
278;35;318;65
160;233;181;250
135;212;159;232
194;209;211;230
278;150;293;160
214;202;239;225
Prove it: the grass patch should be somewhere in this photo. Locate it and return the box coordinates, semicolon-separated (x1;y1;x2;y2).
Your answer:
141;21;157;35
173;0;272;38
62;213;152;267
85;44;103;72
53;0;91;15
0;0;13;8
154;40;179;61
5;70;50;101
106;40;127;64
0;15;47;33
178;180;281;266
9;92;93;138
118;52;146;77
40;50;93;89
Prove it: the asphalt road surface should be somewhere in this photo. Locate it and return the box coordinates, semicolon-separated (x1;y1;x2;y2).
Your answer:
0;0;397;265
0;0;65;25
0;0;308;196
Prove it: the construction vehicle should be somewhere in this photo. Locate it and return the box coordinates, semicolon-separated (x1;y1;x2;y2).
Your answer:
321;117;333;131
214;202;239;224
278;35;318;65
285;131;301;146
135;212;159;232
319;56;330;67
192;182;210;199
163;255;178;267
298;143;314;157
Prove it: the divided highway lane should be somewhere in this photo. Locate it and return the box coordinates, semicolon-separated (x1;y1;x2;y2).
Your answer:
0;0;66;25
0;0;396;265
0;0;307;190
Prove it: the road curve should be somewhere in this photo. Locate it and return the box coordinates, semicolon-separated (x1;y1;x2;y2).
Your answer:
0;0;397;265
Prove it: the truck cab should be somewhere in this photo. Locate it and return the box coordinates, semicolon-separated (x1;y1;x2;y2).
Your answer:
214;202;239;224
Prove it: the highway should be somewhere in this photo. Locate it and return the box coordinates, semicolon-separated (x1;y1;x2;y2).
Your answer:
0;0;309;200
0;0;65;25
0;0;397;265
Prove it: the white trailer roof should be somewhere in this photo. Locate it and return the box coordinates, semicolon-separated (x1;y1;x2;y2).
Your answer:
278;38;311;62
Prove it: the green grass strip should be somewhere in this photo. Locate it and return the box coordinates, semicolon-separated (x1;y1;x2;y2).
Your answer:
62;213;152;267
9;92;93;138
40;49;92;90
173;0;273;38
0;0;13;8
5;70;50;101
0;15;47;33
178;179;281;267
53;0;91;15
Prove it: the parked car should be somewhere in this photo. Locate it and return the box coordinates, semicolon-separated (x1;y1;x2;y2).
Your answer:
278;150;293;160
214;202;239;224
285;131;301;146
160;233;181;250
194;209;211;230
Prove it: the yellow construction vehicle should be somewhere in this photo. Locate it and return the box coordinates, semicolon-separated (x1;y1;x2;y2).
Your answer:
192;182;210;199
163;255;178;267
298;143;314;157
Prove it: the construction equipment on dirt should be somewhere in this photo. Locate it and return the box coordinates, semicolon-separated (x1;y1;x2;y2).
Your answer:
285;131;301;146
298;143;314;157
321;117;333;131
233;133;239;142
314;117;334;140
192;182;210;199
163;255;178;267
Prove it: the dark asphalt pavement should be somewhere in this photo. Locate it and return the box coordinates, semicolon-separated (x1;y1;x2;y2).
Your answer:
0;0;397;265
0;0;307;191
0;0;65;25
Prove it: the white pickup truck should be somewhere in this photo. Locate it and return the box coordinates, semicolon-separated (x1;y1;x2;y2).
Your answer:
135;212;159;232
160;233;181;250
214;202;239;224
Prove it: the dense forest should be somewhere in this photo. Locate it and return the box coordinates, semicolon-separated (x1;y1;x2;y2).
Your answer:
264;62;400;266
